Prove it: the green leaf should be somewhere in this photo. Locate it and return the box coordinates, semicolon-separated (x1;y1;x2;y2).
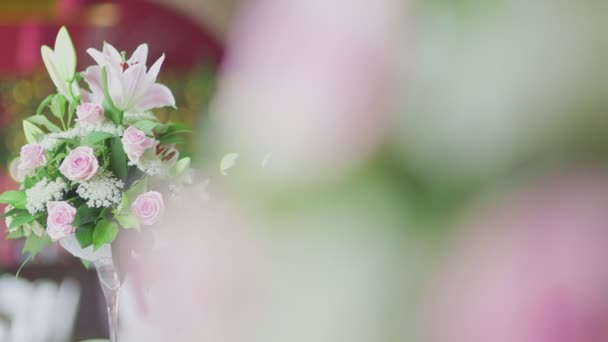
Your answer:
220;153;239;175
75;225;94;248
22;234;51;258
7;229;25;239
93;219;119;250
0;191;26;207
157;122;191;135
101;66;121;122
104;103;122;126
48;152;67;164
23;121;45;144
109;137;128;182
80;259;91;269
0;208;27;220
9;213;39;230
22;176;37;191
36;94;55;115
116;214;140;230
115;193;128;215
50;94;66;121
81;132;114;146
158;135;186;145
125;177;147;200
68;100;77;128
73;205;102;227
173;157;191;176
26;115;62;133
133;120;160;136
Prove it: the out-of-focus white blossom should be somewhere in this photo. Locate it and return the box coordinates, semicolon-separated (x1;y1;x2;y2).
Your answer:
41;121;124;150
76;170;125;208
25;178;68;215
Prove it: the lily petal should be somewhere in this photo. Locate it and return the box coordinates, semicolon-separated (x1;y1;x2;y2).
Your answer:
129;44;148;67
83;65;104;96
54;26;76;81
41;45;70;98
80;89;103;104
135;83;176;112
106;63;128;109
147;54;165;83
87;48;105;66
122;63;149;108
103;42;123;68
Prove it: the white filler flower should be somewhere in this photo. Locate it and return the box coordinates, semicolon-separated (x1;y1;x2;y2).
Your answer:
76;170;124;208
41;121;124;150
25;178;68;215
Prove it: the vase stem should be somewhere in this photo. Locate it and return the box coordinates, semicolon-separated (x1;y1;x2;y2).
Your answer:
95;258;121;342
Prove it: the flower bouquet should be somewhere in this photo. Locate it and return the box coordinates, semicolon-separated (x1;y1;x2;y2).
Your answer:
0;27;193;341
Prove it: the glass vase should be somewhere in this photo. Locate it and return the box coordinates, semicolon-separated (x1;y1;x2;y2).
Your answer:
94;257;122;342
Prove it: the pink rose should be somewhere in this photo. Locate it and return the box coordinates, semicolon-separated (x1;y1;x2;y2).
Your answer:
59;146;99;181
46;201;76;241
19;143;46;171
132;191;165;226
76;102;105;126
122;126;155;163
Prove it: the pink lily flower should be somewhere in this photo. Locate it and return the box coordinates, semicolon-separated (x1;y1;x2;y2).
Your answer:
81;43;176;113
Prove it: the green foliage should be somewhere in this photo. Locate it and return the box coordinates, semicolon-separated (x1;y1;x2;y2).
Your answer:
0;191;26;208
115;193;128;214
133;120;160;136
26;115;62;133
0;208;27;220
125;177;148;200
220;153;239;175
75;225;95;248
113;178;147;230
109;137;128;181
93;219;119;250
116;213;140;230
80;259;91;269
100;66;122;124
81;132;115;146
50;95;67;121
7;229;25;239
23;121;45;144
173;157;191;176
22;234;51;258
156;122;191;145
9;213;40;230
35;94;56;115
73;205;102;227
68;99;77;127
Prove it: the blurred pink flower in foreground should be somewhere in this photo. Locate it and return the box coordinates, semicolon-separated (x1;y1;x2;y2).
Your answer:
212;0;403;182
424;169;608;342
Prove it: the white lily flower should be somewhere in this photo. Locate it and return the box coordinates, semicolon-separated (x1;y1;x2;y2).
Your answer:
82;42;176;112
41;26;79;101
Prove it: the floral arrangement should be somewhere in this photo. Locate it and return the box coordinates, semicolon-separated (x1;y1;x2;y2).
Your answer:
0;27;192;260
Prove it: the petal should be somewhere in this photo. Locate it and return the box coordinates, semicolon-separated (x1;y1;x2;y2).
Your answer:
87;48;105;66
47;201;59;212
103;41;123;68
123;63;148;101
135;83;176;112
147;54;165;83
82;65;103;96
106;65;127;109
41;45;70;98
129;44;148;66
54;26;76;81
80;89;104;104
